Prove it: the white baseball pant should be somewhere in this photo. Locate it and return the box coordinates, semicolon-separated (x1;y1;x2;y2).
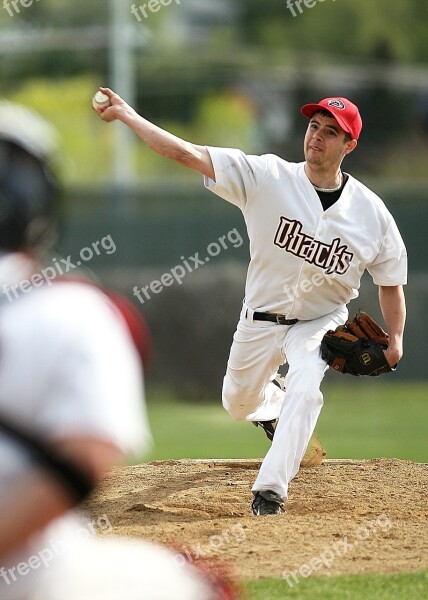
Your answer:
222;303;348;499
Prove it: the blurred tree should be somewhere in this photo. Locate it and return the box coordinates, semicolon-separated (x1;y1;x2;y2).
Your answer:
0;0;108;26
193;91;259;149
1;0;428;183
239;0;428;63
5;76;114;185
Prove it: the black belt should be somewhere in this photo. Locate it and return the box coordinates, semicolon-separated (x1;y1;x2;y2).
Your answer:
253;311;298;326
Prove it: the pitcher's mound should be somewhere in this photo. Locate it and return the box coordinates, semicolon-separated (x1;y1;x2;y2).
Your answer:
85;458;427;579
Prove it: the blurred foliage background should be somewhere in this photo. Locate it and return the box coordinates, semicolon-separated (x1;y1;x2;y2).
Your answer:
2;0;428;184
1;0;427;398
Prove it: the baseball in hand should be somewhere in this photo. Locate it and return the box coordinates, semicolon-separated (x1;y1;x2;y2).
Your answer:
92;91;111;110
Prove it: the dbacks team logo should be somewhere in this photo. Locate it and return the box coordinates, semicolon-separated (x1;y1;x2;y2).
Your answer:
328;99;346;110
274;217;354;275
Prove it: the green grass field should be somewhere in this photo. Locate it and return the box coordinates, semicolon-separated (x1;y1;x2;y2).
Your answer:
242;570;428;600
145;381;427;463
144;381;428;599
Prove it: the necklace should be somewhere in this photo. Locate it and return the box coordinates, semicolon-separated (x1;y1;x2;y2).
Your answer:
312;172;343;193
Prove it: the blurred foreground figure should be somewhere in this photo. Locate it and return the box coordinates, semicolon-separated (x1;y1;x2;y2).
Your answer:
0;102;236;600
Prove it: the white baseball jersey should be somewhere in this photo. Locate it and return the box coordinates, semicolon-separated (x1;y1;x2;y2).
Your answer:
204;148;407;320
0;252;151;600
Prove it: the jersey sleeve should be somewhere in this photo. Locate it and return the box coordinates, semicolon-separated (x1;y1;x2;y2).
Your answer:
367;218;408;286
203;147;269;210
1;284;152;461
47;287;152;458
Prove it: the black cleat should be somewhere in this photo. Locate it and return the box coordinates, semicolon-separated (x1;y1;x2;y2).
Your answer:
251;490;285;516
252;419;278;441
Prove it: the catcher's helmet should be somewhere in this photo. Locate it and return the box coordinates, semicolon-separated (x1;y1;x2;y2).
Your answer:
0;101;61;253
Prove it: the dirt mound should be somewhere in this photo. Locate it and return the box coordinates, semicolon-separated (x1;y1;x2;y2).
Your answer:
85;459;428;580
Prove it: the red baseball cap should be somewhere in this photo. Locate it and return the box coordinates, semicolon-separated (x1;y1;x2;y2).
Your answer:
301;97;363;140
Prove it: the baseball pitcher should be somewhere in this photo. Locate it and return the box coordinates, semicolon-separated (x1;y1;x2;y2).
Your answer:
95;91;407;516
